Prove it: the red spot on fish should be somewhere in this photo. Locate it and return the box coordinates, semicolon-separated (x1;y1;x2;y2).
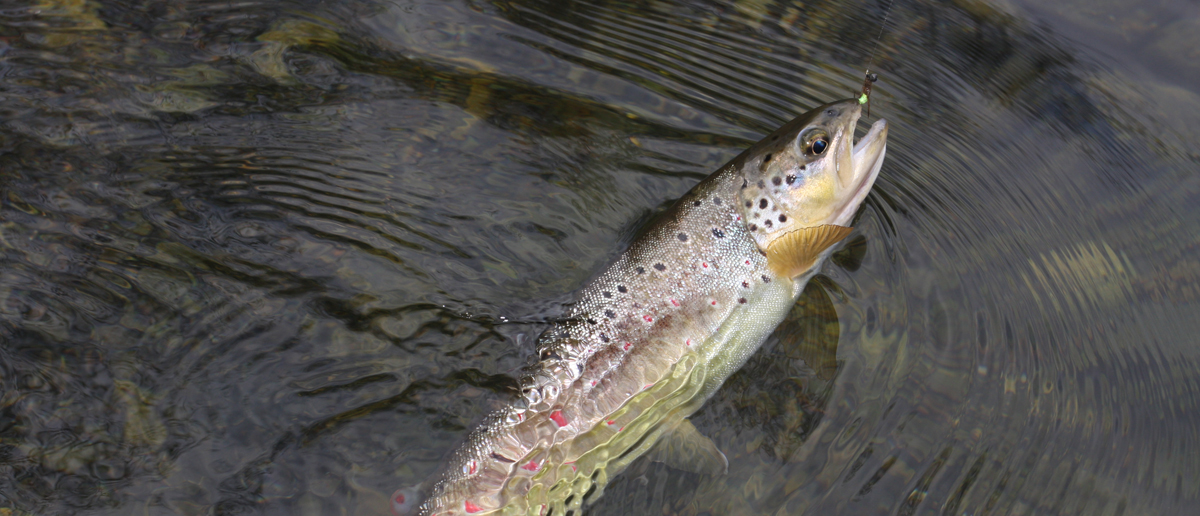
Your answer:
624;342;631;350
619;426;625;432
522;460;540;471
465;500;483;513
591;380;597;386
643;315;653;322
702;262;708;268
607;420;615;425
745;260;751;265
686;339;692;346
571;464;577;472
737;216;741;220
550;410;568;427
468;460;477;474
395;494;405;504
670;298;679;306
710;300;717;305
517;412;523;421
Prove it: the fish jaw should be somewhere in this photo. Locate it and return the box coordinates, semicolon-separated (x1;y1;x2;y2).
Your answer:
834;118;888;227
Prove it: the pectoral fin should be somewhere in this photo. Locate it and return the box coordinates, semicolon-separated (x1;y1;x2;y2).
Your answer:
647;419;728;476
766;225;854;278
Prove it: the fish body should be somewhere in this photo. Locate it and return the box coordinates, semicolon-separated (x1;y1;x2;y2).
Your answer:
394;99;888;516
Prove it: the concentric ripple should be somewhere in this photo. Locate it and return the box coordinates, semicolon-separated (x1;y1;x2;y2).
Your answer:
0;0;1197;515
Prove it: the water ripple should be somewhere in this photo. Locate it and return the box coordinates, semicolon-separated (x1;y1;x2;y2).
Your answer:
1;0;1198;515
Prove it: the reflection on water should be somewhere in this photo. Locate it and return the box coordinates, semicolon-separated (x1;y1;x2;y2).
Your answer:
1;0;1198;515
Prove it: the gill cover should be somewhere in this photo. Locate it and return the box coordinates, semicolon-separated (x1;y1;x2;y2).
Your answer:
734;99;885;278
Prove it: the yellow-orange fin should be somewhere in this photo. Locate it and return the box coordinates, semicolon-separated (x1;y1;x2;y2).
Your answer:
766;225;854;278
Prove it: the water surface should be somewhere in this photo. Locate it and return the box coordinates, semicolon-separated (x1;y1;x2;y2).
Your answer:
1;0;1198;515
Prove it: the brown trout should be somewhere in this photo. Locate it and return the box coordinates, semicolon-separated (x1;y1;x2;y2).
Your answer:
393;98;888;516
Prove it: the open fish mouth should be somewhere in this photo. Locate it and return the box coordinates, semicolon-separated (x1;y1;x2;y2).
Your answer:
835;117;888;226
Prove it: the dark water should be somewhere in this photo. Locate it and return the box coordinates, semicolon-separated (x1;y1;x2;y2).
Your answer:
1;0;1198;515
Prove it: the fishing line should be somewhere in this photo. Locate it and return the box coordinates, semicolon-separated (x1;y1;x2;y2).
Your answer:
864;0;896;78
859;0;896;116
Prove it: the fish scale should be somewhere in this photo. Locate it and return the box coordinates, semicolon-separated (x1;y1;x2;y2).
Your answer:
397;99;888;516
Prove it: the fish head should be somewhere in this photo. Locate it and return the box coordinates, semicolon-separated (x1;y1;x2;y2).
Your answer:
390;485;424;516
734;99;888;277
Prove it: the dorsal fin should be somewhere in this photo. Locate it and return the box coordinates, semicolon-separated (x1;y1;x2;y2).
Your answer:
766;224;853;278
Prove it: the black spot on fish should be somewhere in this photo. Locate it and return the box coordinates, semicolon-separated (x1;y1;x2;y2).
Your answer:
749;224;758;231
677;233;688;242
694;200;701;206
636;266;645;274
586;318;597;325
779;214;787;222
762;275;771;283
712;228;724;238
772;176;782;186
618;285;627;293
738;298;747;304
759;199;768;209
742;281;749;288
764;220;773;228
599;333;610;343
741;179;748;189
605;310;616;319
745;201;752;208
757;180;765;189
799;165;806;171
712;197;722;205
763;153;773;163
786;174;796;184
654;263;666;271
603;291;611;298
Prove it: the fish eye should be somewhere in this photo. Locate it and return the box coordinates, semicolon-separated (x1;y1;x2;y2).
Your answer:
801;129;830;156
811;137;828;155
